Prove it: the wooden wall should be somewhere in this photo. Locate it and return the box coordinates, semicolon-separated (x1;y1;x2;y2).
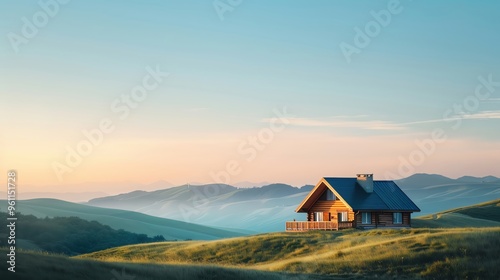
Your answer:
307;199;354;222
354;212;412;228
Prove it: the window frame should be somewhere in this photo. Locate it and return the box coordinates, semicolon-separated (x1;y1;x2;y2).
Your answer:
393;212;403;224
338;211;348;222
314;212;323;222
361;212;371;224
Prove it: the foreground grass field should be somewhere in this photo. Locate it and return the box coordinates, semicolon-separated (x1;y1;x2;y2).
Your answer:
79;227;500;279
6;199;500;279
0;249;331;280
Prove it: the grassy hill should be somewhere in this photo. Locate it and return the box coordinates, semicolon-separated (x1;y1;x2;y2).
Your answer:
0;212;165;255
5;198;500;279
77;199;500;279
5;228;499;279
0;249;324;280
78;228;500;279
0;199;244;240
413;199;500;228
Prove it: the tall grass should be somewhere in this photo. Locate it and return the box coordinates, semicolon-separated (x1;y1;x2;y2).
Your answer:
79;228;500;279
0;248;331;280
5;228;500;279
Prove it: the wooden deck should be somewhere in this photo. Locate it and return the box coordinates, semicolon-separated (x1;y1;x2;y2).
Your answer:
285;221;354;231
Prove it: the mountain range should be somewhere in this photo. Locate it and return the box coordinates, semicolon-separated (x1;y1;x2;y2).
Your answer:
86;174;500;232
87;183;313;232
396;173;500;215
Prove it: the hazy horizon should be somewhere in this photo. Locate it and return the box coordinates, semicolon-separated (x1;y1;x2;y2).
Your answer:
0;172;497;198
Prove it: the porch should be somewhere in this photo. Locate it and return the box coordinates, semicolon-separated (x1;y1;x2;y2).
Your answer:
285;221;354;232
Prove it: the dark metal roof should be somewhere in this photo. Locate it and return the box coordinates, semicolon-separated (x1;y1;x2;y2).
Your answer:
323;178;420;212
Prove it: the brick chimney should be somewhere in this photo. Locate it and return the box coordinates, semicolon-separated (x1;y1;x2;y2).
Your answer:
357;174;373;193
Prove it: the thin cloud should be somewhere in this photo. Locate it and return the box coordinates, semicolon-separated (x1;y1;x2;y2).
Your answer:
262;116;405;130
461;111;500;119
403;110;500;125
262;110;500;131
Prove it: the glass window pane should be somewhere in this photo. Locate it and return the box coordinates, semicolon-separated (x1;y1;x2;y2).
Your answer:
393;212;402;224
315;212;323;221
362;212;371;224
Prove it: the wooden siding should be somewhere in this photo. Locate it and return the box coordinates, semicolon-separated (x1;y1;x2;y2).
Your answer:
355;212;412;228
309;200;347;212
307;199;355;222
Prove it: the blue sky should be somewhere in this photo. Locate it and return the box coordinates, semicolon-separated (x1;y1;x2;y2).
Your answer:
1;0;499;191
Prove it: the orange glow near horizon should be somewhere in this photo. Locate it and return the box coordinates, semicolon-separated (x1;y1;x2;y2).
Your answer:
4;128;499;194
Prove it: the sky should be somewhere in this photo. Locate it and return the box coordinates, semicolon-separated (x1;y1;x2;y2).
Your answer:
1;0;499;193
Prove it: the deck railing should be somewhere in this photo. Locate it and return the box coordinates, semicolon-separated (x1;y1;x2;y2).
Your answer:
285;221;354;231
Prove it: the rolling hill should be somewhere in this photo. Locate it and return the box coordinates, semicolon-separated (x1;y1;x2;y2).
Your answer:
5;199;500;279
79;227;500;279
0;199;244;240
413;199;500;228
77;199;500;279
0;248;317;280
0;212;165;255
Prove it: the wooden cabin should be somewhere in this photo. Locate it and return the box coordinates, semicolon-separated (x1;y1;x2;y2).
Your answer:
286;174;420;231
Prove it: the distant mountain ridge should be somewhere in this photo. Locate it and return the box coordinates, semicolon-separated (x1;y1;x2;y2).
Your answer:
395;174;500;216
86;174;500;232
395;173;499;188
88;183;314;232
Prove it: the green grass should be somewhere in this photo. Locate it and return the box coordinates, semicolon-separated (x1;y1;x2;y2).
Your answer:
7;199;500;279
0;248;333;280
78;228;500;279
413;199;500;228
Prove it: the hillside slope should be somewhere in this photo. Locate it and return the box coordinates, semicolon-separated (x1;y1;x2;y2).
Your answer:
0;249;320;280
1;199;244;240
0;212;165;255
79;228;500;279
413;199;500;228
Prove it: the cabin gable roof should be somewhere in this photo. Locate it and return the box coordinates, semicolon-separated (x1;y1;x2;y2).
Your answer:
295;178;352;212
296;177;420;213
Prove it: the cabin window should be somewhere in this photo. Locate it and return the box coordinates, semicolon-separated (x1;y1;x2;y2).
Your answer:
393;212;403;224
320;189;336;201
362;212;371;224
314;212;323;221
338;212;348;222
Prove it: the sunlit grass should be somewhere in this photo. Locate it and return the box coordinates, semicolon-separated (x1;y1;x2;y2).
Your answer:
77;227;500;279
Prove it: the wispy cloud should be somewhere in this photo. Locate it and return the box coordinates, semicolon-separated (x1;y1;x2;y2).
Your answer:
263;116;405;130
262;110;500;131
404;110;500;125
460;110;500;120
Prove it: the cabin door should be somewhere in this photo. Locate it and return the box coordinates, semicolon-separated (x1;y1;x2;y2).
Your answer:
323;212;330;221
